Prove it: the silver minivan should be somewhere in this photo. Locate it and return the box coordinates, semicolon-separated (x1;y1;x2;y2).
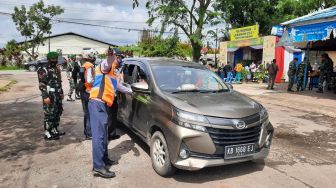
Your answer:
117;58;273;176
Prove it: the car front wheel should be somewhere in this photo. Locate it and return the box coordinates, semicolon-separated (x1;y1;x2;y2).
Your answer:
28;65;36;72
150;131;176;177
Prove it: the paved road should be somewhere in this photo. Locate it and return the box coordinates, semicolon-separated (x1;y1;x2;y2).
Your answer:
0;70;335;188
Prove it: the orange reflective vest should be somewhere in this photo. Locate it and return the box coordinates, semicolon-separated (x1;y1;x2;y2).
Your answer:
90;64;118;107
82;62;94;92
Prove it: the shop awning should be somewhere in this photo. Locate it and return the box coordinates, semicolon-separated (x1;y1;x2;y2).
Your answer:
249;45;263;50
227;48;239;52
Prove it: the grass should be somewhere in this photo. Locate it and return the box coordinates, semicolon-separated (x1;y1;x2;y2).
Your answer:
0;80;18;93
0;66;24;70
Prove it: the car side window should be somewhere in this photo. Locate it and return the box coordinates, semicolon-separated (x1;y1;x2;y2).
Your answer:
122;64;136;84
132;65;148;84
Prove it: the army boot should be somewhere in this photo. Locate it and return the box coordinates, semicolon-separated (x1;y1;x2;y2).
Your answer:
44;130;60;140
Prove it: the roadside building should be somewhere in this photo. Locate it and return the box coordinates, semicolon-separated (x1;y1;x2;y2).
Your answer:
220;24;285;82
18;32;117;58
279;6;336;87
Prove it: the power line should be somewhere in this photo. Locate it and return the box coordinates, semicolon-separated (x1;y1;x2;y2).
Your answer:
0;11;186;35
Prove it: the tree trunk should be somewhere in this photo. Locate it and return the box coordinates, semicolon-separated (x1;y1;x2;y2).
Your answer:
191;41;202;62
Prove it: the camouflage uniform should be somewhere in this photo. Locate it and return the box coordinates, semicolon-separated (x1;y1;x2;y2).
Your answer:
297;62;306;91
287;60;296;91
66;60;77;100
37;52;64;139
318;58;334;92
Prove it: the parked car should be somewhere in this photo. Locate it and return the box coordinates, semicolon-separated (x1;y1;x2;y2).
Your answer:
117;58;274;176
24;57;68;71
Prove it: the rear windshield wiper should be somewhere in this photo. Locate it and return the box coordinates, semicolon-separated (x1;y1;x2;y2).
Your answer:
171;89;212;94
211;89;230;93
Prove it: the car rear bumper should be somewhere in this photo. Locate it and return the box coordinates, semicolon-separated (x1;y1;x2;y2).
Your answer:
173;147;270;171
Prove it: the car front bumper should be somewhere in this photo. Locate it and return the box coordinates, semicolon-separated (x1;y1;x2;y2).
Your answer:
173;147;270;171
164;119;273;171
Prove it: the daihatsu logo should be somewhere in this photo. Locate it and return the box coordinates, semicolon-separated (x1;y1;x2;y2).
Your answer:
235;120;246;129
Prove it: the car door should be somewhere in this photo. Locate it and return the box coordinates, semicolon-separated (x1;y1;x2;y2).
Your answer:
117;62;136;127
129;64;152;136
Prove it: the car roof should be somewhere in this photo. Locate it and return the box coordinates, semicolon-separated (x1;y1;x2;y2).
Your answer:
124;57;203;68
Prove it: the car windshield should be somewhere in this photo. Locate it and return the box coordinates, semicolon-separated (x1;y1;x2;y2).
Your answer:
152;65;229;93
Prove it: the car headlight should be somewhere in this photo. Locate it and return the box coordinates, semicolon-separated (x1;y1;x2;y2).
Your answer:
172;108;208;132
259;105;268;121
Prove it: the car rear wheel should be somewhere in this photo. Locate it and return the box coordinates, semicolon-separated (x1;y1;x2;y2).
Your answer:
150;131;176;177
28;65;36;72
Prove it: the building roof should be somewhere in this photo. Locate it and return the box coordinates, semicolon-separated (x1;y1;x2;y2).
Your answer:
17;32;118;47
281;6;336;26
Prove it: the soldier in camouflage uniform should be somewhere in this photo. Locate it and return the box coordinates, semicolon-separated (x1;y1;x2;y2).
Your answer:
37;52;65;140
296;60;306;91
66;54;79;101
317;53;334;93
287;58;297;92
297;59;312;91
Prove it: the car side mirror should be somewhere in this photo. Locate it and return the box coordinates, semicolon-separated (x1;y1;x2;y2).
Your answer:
131;82;150;94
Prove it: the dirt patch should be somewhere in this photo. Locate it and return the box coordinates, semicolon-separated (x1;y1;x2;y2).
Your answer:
0;80;18;93
267;125;336;167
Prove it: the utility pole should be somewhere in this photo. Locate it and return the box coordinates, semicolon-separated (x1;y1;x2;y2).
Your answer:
215;28;218;66
48;33;50;53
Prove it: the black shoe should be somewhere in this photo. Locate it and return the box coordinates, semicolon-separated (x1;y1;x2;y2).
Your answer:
75;95;81;100
271;88;274;90
66;96;75;101
287;89;294;92
108;135;120;140
44;134;60;140
85;135;92;140
55;128;66;136
105;158;118;166
93;168;116;178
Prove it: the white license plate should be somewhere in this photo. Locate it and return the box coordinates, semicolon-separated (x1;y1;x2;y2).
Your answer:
224;143;255;159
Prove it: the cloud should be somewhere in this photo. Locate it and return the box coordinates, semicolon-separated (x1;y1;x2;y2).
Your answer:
0;0;153;47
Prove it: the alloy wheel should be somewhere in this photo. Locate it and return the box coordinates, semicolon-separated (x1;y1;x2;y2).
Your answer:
153;138;166;167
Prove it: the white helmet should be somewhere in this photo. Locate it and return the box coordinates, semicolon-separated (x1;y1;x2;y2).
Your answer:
82;51;95;60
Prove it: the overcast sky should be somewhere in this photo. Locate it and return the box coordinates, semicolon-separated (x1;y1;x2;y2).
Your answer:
0;0;159;47
0;0;220;48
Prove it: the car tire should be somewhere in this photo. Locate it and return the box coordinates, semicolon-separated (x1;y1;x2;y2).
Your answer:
28;65;37;72
150;131;176;177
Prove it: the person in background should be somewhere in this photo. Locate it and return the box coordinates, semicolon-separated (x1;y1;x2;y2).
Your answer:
317;53;334;93
234;62;243;84
224;63;233;84
287;58;297;92
89;47;132;178
108;49;125;140
245;64;251;82
80;52;95;139
250;61;257;82
267;59;279;90
296;59;308;91
66;54;80;101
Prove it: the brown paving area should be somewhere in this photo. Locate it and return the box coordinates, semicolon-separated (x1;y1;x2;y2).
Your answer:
0;71;335;188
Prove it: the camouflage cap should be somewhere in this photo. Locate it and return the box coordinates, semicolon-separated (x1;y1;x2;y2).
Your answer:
47;52;59;60
71;54;76;59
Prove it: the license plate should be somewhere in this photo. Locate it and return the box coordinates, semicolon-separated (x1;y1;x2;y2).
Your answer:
224;143;255;159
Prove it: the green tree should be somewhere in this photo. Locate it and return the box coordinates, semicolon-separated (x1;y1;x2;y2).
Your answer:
12;0;64;60
134;0;219;62
4;40;23;66
215;0;278;35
